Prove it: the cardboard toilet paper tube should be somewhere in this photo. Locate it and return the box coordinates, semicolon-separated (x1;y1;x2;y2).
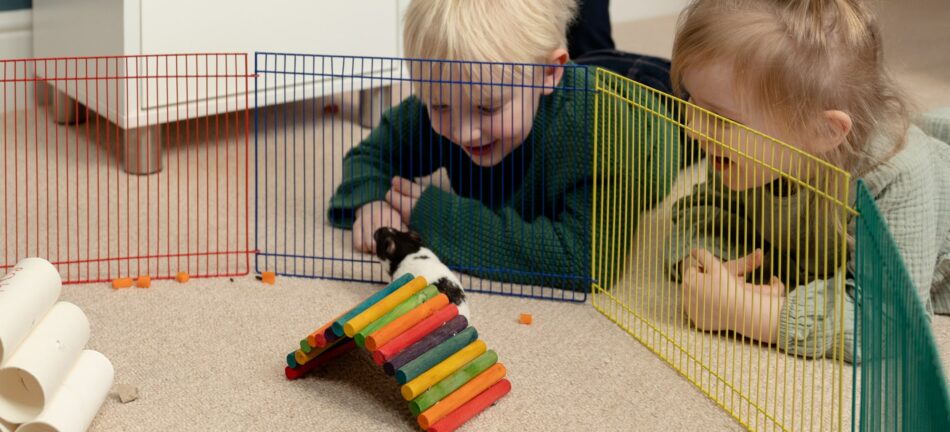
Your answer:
18;350;114;432
0;418;17;432
0;302;90;424
0;258;63;365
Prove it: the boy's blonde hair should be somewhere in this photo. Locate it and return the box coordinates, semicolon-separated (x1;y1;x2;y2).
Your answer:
671;0;910;175
403;0;577;105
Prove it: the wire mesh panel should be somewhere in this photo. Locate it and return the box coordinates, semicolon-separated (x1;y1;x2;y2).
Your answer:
0;54;252;283
853;180;950;431
592;68;853;430
255;53;593;301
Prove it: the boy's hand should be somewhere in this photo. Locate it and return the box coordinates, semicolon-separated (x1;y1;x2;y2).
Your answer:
681;249;785;332
385;177;426;224
353;201;406;253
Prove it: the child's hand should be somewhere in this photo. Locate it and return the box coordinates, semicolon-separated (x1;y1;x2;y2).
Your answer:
353;201;406;253
681;249;785;332
385;177;426;224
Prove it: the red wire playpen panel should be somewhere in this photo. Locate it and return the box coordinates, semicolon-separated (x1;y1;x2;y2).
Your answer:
0;54;253;284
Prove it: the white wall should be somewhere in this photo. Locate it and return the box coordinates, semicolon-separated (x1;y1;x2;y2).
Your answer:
0;1;690;112
2;1;690;60
0;9;31;59
609;0;689;23
1;9;34;113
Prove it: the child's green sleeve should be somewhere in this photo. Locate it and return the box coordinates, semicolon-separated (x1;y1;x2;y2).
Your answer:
594;89;683;289
327;98;436;228
410;184;592;290
407;88;681;291
666;168;754;281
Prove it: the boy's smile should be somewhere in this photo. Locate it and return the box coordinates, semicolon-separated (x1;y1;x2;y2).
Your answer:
463;139;501;159
426;88;543;168
415;52;569;168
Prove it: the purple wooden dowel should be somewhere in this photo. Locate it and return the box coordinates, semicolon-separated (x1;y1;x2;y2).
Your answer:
383;315;468;376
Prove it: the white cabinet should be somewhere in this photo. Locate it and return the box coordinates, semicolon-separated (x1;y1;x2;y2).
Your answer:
32;0;405;173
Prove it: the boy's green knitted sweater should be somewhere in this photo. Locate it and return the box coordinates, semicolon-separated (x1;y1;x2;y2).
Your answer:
328;65;680;290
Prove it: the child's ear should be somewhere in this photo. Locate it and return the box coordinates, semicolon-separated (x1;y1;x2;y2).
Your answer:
542;48;569;96
814;110;853;154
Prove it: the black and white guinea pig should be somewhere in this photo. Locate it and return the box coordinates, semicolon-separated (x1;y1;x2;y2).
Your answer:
373;227;471;320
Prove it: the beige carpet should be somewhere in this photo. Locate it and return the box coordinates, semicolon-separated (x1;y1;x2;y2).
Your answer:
61;277;743;432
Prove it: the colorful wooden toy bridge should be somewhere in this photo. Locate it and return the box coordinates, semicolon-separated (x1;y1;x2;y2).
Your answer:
283;274;511;432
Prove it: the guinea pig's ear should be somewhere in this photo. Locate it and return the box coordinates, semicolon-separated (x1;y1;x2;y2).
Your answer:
408;230;423;245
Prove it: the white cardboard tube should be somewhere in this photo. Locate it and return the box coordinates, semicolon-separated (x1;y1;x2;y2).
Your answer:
0;258;63;365
0;418;17;432
17;351;114;432
0;302;89;424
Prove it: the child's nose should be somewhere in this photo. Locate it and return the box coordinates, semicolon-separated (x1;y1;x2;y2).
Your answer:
683;115;705;146
451;118;481;145
683;110;725;152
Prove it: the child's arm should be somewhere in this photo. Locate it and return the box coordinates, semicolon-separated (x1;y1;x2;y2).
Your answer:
406;184;593;290
682;249;785;339
327;97;442;229
351;201;406;253
396;85;681;290
779;137;943;364
685;249;859;363
777;274;858;363
861;163;941;316
667;170;791;346
666;168;757;281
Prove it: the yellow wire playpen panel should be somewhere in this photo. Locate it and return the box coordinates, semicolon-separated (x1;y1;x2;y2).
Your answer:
592;68;852;431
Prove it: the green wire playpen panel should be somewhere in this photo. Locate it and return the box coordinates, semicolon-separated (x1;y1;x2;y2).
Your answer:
853;179;950;431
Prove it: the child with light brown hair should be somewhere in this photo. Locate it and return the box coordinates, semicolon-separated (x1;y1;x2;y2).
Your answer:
328;0;680;290
667;0;950;362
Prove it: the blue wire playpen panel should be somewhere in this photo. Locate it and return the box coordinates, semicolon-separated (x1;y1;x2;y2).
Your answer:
254;53;593;301
853;179;950;431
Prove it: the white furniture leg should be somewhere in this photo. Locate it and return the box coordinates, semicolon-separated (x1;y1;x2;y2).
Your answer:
39;82;87;125
122;125;163;175
359;85;392;129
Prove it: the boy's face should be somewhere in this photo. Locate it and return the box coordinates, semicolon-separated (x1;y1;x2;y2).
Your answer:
426;85;543;167
681;61;812;191
420;51;568;168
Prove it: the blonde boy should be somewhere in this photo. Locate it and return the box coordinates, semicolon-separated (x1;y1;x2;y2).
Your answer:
328;0;680;289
